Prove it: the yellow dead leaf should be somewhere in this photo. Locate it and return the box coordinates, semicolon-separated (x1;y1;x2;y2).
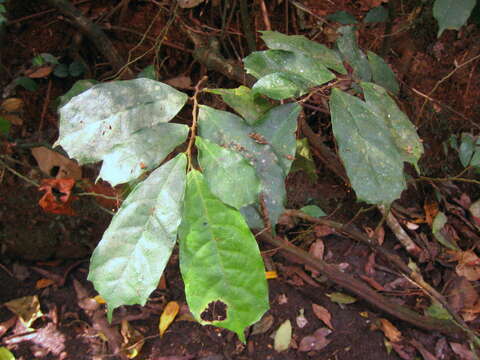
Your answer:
36;278;55;289
159;301;179;337
93;295;106;304
121;320;144;359
4;295;43;328
265;271;277;279
1;98;24;112
31;147;82;180
27;66;53;78
378;318;402;343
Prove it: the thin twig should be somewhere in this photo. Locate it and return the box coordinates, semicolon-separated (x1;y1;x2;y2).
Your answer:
0;159;40;187
186;76;208;171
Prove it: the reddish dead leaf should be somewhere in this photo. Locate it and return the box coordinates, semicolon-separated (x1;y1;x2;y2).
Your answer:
314;224;335;237
450;342;475;360
378;318;402;342
36;278;55;289
455;250;480;281
365;226;385;245
311;304;333;329
83;180;119;210
359;274;385;291
424;199;439;227
364;252;376;276
298;328;331;352
165;75;192;89
27;66;54;78
38;178;77;216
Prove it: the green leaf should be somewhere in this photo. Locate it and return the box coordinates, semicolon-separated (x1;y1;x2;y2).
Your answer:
58;79;99;108
0;116;11;135
300;205;326;218
459;133;480;168
68;61;85;77
433;0;476;37
336;26;372;82
53;63;69;78
198;103;300;227
40;53;59;65
260;31;346;74
206;86;273;125
55;78;188;185
425;301;453;321
432;211;459;250
367;51;399;95
196;137;261;209
326;292;357;304
88;154;187;321
0;347;15;360
290;138;318;181
137;65;156;80
244;50;335;100
364;6;389;23
327;10;358;25
32;55;45;66
329;83;423;205
273;320;292;352
14;77;38;91
178;170;269;342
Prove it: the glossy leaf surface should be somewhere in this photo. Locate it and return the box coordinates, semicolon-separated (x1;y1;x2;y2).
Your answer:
178;170;269;342
88;154;187;320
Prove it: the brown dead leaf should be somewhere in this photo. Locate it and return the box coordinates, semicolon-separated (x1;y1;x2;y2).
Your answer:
36;278;55;289
1;113;23;126
27;66;53;78
298;328;331;352
1;98;24;112
38;178;77;216
456;250;480;281
31;147;82;179
314;224;335;237
378;318;402;342
251;314;274;335
83;180;119;209
312;304;333;329
365;252;376;276
305;239;324;276
365;226;385;245
424;199;439;227
165;75;192;89
447;276;478;313
450;342;475;360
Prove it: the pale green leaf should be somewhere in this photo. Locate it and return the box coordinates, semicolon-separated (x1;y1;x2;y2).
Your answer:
425;301;452;320
290;138;318;181
327;10;358;25
433;0;476;37
364;6;389;23
58;79;98;108
198;103;299;227
260;31;346;74
336;26;372;82
367;51;399;95
326;292;357;304
0;347;15;360
206;86;273;125
274;319;292;352
97;123;188;186
329;83;423;205
55;78;188;185
88;154;187;320
300;205;326;218
459;133;480;168
244;50;335;100
178;170;269;342
196;136;261;209
432;211;459;250
137;64;156;80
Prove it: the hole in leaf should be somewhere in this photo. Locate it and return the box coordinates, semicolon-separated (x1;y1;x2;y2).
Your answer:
200;300;227;322
50;166;60;177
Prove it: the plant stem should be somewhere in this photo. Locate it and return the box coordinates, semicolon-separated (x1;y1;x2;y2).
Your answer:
186;76;208;171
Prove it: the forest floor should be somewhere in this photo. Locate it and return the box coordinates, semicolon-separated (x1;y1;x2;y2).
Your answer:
1;0;480;359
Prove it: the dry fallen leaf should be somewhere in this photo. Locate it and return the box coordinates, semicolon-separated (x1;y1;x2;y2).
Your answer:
298;328;331;352
159;301;180;337
38;178;77;216
273;319;292;352
4;295;43;328
36;278;55;289
450;342;475;360
121;319;145;359
31;147;82;179
251;314;274;335
27;66;54;78
165;75;192;89
1;98;23;112
378;318;402;343
312;304;334;329
455;250;480;281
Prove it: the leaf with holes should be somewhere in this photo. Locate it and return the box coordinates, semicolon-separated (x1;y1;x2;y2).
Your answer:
55;78;188;185
244;50;335;100
196;137;260;209
178;170;269;342
330;82;423;205
198;103;299;228
88;154;187;320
